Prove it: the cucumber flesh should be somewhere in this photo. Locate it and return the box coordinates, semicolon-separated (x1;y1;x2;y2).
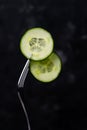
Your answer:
30;53;62;82
20;28;54;60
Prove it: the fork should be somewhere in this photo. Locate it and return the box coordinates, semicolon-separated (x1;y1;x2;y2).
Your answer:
17;59;31;130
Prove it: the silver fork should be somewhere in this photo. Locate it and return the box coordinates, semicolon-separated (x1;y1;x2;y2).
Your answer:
17;59;31;130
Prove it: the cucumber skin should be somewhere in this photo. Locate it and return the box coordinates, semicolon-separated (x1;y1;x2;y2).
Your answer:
20;27;54;61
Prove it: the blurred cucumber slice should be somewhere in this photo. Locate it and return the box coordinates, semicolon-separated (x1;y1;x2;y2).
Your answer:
30;52;62;82
20;28;54;60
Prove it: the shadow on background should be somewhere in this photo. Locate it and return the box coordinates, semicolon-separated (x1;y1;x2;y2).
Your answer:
0;0;87;130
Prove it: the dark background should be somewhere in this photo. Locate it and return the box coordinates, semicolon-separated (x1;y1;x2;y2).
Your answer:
0;0;87;130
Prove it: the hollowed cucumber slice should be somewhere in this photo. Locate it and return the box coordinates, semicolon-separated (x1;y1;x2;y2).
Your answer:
20;28;54;60
30;53;62;82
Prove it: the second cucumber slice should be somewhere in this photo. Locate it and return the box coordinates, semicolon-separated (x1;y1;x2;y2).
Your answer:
30;53;62;82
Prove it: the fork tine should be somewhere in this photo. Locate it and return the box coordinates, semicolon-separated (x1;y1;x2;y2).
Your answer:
18;59;30;88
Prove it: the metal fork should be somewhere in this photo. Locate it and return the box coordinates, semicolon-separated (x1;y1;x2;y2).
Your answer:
17;59;31;130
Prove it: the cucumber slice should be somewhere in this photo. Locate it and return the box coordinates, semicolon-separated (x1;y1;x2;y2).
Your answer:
30;52;62;82
20;28;54;60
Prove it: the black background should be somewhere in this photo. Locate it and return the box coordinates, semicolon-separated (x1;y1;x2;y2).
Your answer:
0;0;87;130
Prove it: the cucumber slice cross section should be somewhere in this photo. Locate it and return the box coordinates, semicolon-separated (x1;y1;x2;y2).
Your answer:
20;28;54;61
30;53;62;82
